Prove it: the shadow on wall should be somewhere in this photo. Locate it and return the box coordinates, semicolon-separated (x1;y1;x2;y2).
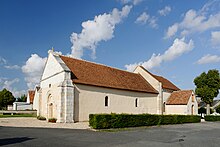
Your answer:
0;137;35;146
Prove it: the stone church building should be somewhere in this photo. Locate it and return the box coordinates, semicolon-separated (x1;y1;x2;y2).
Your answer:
34;50;198;123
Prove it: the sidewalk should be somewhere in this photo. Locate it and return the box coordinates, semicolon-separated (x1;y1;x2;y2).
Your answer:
0;117;90;129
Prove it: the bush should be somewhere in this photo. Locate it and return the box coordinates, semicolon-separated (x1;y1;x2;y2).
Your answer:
37;116;46;120
89;113;201;129
48;118;57;123
205;115;220;121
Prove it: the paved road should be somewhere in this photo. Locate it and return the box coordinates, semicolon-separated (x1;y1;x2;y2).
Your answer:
1;122;220;147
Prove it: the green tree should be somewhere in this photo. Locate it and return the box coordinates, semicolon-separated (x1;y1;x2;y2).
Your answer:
0;88;15;110
17;94;27;102
194;69;220;115
216;105;220;114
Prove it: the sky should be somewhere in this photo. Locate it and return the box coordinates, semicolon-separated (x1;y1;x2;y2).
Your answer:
0;0;220;98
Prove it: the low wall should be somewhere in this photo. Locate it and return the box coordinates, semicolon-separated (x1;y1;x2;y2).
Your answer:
0;110;37;115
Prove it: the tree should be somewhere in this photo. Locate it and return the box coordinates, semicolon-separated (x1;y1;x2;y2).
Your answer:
216;105;220;114
0;88;15;110
194;69;220;115
17;94;27;102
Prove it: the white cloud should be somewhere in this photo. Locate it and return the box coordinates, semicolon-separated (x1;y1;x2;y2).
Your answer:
211;31;220;46
135;12;149;24
4;65;20;70
165;23;178;39
196;54;220;64
135;12;158;28
120;0;143;5
125;38;194;71
70;5;132;59
158;6;171;16
22;54;47;89
165;1;220;38
2;78;19;90
149;16;158;28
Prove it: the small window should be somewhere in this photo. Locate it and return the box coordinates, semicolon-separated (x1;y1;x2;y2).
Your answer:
49;84;51;88
135;98;138;107
105;96;108;107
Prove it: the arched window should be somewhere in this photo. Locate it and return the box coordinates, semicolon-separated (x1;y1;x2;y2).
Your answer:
105;96;108;107
135;98;138;107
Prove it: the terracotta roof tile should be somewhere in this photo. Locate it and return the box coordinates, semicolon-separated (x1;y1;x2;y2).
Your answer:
138;66;180;91
166;90;193;105
28;90;35;104
60;55;158;94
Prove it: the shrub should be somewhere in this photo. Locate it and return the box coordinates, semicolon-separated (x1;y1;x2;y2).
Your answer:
37;116;46;120
89;113;201;129
48;118;57;123
205;115;220;121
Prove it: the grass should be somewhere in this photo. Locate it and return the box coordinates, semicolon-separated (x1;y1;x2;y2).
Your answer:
0;113;36;118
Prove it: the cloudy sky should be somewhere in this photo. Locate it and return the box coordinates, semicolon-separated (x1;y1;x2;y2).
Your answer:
0;0;220;98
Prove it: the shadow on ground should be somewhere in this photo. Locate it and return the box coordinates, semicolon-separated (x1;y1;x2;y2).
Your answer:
0;137;35;146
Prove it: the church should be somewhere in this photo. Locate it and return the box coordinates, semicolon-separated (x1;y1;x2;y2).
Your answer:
34;50;198;123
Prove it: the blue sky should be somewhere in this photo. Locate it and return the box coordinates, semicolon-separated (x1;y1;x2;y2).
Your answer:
0;0;220;97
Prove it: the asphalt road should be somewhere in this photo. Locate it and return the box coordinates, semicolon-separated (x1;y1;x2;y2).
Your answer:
1;122;220;147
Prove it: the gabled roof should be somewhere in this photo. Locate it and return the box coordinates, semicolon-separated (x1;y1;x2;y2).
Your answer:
152;75;180;91
138;66;180;91
28;90;35;104
166;90;193;105
60;55;158;94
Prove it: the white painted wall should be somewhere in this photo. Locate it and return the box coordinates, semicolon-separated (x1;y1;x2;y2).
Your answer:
134;66;162;114
74;84;158;121
33;89;40;110
165;105;187;115
13;102;33;110
134;66;160;91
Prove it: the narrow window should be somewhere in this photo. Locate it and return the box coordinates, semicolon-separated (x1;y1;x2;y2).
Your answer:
105;96;108;107
135;98;138;107
49;84;51;88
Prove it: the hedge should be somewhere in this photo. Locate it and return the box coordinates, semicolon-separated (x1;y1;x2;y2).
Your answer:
205;115;220;121
89;113;201;129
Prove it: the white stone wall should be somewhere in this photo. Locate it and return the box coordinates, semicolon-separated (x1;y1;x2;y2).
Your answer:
163;91;172;103
13;102;33;110
134;66;162;114
165;105;188;115
74;84;158;122
33;89;39;110
134;66;160;91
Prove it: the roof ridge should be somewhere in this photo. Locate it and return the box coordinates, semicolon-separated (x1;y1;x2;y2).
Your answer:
60;55;139;75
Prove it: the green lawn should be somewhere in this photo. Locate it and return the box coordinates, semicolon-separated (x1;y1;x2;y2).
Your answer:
0;114;36;118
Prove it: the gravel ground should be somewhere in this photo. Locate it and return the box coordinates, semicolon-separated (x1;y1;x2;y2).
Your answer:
0;117;90;129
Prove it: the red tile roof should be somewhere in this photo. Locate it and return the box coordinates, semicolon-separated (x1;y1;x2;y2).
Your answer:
28;90;35;104
138;66;180;91
166;90;193;105
60;55;158;94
